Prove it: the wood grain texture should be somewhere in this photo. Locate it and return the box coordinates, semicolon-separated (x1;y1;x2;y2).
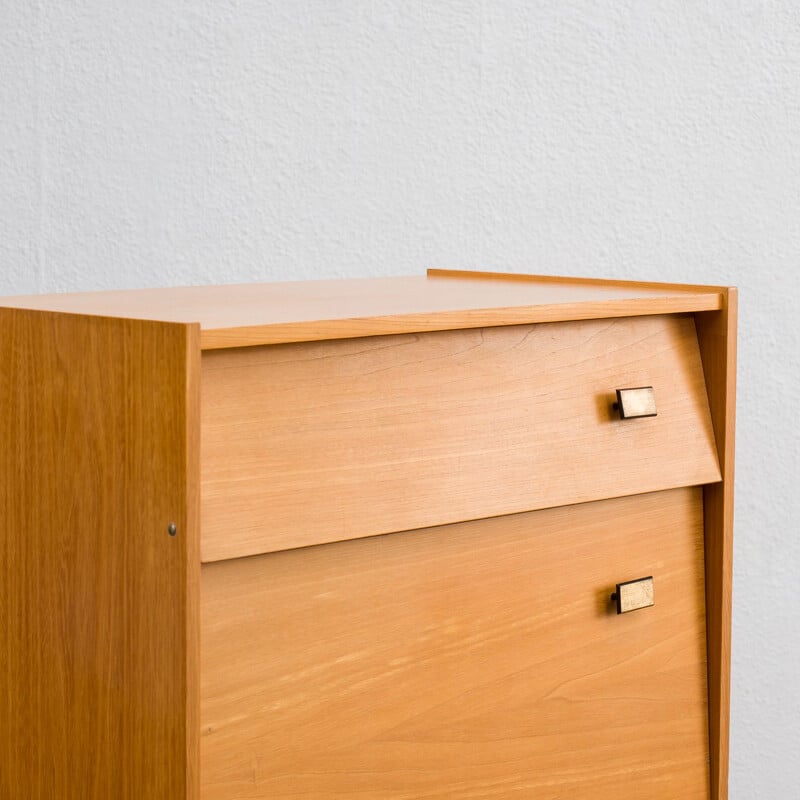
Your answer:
428;267;733;295
184;321;202;800
201;314;721;561
200;487;710;800
0;274;722;349
0;309;200;799
696;290;738;800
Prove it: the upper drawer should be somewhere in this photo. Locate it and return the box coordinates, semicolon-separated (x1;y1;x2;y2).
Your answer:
201;314;720;562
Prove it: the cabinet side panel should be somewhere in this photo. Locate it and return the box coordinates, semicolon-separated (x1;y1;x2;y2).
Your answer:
0;309;199;799
696;290;737;800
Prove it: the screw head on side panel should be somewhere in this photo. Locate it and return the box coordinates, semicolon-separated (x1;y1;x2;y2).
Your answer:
167;523;177;537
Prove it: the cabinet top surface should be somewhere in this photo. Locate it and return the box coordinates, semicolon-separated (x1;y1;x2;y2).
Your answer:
0;269;728;349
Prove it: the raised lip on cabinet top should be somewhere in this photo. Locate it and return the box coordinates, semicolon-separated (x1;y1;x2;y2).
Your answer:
0;269;731;350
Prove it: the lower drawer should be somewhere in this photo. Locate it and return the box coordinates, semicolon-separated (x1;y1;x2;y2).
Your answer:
199;487;710;799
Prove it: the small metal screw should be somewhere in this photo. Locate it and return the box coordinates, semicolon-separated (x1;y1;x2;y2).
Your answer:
167;523;178;537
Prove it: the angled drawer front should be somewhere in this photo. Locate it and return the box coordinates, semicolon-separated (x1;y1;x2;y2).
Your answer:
201;314;720;561
200;487;710;800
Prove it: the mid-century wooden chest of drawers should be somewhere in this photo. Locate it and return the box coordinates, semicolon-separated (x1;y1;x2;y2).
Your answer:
0;269;736;799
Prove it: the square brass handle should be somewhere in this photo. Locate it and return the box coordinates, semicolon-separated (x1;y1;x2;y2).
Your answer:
614;386;657;419
611;576;654;614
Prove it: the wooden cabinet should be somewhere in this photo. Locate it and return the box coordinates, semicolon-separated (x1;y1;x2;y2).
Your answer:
0;270;736;799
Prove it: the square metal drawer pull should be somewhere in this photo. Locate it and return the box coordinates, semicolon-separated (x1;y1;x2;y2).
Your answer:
614;386;657;419
611;576;655;614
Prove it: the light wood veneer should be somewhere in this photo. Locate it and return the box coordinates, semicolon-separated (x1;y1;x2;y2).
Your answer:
201;314;719;561
0;270;736;799
0;273;722;349
201;487;709;800
0;309;200;799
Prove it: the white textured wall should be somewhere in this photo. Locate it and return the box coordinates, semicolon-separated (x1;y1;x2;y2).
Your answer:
2;3;798;795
